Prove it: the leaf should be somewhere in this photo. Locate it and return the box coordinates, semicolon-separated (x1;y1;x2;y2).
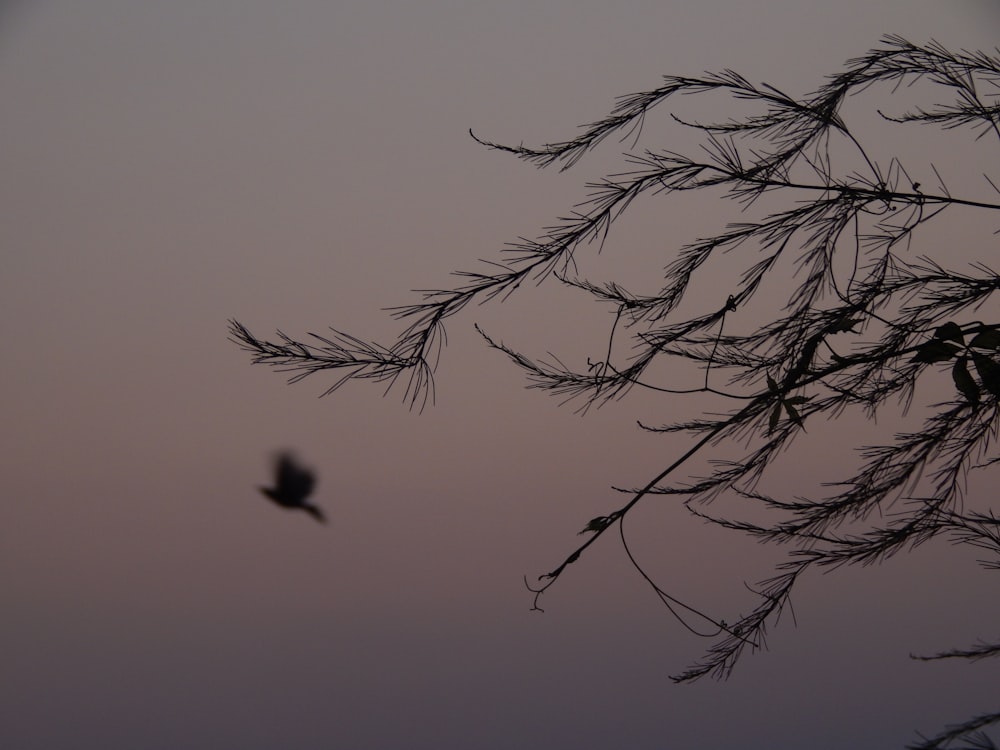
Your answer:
830;317;861;334
912;340;960;364
952;357;980;404
783;401;803;426
769;403;781;433
970;328;1000;351
934;321;965;344
579;516;612;535
766;374;779;392
972;353;1000;396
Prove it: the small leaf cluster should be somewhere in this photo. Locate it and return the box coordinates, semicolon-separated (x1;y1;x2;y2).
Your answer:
912;322;1000;404
765;374;809;432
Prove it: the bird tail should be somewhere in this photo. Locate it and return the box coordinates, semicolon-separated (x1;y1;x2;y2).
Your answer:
304;504;326;524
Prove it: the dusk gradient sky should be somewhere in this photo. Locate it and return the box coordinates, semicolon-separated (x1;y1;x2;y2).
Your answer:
3;2;1000;748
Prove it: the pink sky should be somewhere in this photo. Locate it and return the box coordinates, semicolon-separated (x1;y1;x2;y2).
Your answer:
2;2;999;747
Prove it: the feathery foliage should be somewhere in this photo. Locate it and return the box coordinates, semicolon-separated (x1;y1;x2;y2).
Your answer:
231;36;1000;746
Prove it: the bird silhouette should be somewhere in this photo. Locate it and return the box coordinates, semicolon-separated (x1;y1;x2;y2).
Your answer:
259;452;325;524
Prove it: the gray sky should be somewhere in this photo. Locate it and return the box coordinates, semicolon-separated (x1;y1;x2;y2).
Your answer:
2;2;999;748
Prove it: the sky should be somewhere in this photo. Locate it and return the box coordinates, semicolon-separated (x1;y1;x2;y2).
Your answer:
2;2;999;748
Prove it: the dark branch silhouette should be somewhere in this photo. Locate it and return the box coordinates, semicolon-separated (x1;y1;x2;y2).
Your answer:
231;36;1000;746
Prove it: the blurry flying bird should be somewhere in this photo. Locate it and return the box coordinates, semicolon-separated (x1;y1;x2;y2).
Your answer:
259;452;325;524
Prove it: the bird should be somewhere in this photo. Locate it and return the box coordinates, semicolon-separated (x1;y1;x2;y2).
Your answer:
259;452;325;524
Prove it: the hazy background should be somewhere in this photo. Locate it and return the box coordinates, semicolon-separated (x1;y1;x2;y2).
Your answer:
2;2;999;748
